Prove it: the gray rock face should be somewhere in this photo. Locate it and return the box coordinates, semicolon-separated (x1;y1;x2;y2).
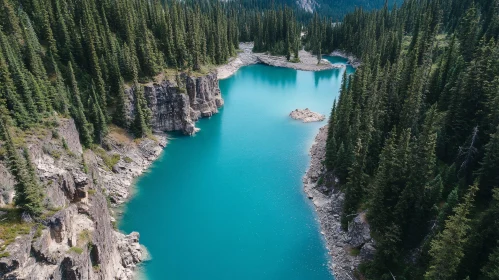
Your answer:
184;73;224;120
125;72;223;135
0;117;158;280
347;212;371;248
0;231;34;277
99;133;167;205
0;162;14;206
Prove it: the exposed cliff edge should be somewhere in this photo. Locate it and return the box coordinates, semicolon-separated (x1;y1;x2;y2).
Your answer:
0;71;222;279
125;72;224;135
0;118;165;279
303;125;374;280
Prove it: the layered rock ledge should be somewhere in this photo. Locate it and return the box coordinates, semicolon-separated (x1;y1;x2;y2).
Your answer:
125;72;223;135
290;108;325;123
303;125;374;280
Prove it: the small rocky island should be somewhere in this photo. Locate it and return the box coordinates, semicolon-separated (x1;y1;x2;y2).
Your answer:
289;108;326;123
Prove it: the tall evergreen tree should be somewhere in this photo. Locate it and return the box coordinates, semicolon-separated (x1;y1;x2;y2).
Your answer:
425;184;478;280
68;62;93;147
0;117;43;217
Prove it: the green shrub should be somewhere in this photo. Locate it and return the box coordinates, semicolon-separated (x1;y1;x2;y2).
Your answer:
317;177;324;185
34;224;44;239
68;247;84;254
0;208;33;255
93;146;121;170
82;157;89;174
78;230;91;244
62;138;69;151
123;156;133;163
349;247;360;256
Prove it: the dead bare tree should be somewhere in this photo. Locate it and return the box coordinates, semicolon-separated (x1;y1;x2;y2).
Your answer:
457;126;479;177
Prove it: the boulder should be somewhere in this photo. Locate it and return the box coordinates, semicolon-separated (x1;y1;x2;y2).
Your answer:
289;108;326;123
347;212;372;248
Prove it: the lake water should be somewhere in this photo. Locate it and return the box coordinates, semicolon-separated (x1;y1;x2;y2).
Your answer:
119;57;354;280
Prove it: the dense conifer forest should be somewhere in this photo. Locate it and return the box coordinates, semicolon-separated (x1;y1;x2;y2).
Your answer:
0;0;303;216
320;0;499;279
0;0;498;278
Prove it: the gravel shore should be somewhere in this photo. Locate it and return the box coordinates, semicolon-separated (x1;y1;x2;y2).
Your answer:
217;42;344;80
303;125;374;280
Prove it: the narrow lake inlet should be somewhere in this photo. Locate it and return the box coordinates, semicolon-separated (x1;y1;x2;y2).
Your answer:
120;57;355;280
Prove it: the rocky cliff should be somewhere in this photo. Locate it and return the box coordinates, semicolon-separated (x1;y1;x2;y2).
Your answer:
0;71;223;279
0;119;164;279
125;72;224;135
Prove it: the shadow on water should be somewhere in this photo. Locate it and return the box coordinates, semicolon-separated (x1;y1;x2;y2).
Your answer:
324;56;356;76
249;64;297;87
313;69;338;87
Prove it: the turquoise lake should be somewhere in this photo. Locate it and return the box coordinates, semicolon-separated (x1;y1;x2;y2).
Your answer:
119;57;354;280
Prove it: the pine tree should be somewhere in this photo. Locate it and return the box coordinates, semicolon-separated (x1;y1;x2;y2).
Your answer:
50;55;70;116
131;82;150;138
19;12;46;79
41;9;58;57
325;99;337;170
0;117;43;217
478;125;499;199
68;62;93;147
89;84;108;144
21;147;44;217
481;235;499;278
0;45;30;128
113;75;129;128
435;186;459;230
425;184;478;280
456;4;480;62
341;137;368;229
0;0;21;36
335;141;352;183
27;73;47;114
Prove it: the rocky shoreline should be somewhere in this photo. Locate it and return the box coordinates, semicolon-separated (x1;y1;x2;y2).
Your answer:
303;126;374;280
217;42;344;79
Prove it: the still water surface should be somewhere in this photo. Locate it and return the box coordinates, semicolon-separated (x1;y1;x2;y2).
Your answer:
120;57;354;280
